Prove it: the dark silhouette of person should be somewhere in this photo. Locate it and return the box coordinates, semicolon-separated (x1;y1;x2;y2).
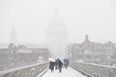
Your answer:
63;58;70;69
57;59;63;72
55;58;60;70
49;61;55;72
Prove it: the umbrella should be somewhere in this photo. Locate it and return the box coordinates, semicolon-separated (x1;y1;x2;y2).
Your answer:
48;58;55;62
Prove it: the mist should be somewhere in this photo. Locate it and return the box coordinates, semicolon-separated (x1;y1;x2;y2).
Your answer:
0;0;116;44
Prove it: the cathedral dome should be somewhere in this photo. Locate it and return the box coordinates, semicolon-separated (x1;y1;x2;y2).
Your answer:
46;6;68;42
46;5;68;58
47;6;66;30
48;16;65;29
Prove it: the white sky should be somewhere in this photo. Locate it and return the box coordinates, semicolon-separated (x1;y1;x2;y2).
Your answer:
0;0;116;44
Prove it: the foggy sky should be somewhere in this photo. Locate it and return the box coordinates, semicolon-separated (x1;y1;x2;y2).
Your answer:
0;0;116;44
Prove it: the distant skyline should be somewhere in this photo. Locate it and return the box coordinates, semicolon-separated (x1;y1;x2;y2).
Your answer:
0;0;116;44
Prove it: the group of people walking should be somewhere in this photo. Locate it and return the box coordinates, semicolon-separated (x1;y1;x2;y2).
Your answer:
49;58;70;73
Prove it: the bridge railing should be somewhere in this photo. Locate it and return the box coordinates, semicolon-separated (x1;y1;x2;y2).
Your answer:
70;61;116;77
0;62;49;77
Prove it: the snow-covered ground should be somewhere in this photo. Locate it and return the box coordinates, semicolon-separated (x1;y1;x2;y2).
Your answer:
37;67;86;77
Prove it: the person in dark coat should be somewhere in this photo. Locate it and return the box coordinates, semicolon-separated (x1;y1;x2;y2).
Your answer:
49;61;55;72
63;58;70;69
55;58;60;70
57;59;63;72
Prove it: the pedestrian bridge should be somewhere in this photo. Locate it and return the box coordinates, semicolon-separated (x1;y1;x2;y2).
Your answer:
0;62;116;77
38;67;86;77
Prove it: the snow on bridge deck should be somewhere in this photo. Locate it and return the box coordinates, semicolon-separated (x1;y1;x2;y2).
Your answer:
37;67;87;77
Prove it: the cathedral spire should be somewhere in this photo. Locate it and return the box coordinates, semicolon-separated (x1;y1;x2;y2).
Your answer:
54;0;60;17
54;4;59;17
85;34;89;41
10;25;17;44
82;34;90;44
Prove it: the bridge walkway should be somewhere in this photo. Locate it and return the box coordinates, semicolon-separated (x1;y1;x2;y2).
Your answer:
37;67;87;77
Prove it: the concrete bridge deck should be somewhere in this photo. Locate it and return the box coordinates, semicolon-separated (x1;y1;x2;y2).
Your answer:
37;67;87;77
